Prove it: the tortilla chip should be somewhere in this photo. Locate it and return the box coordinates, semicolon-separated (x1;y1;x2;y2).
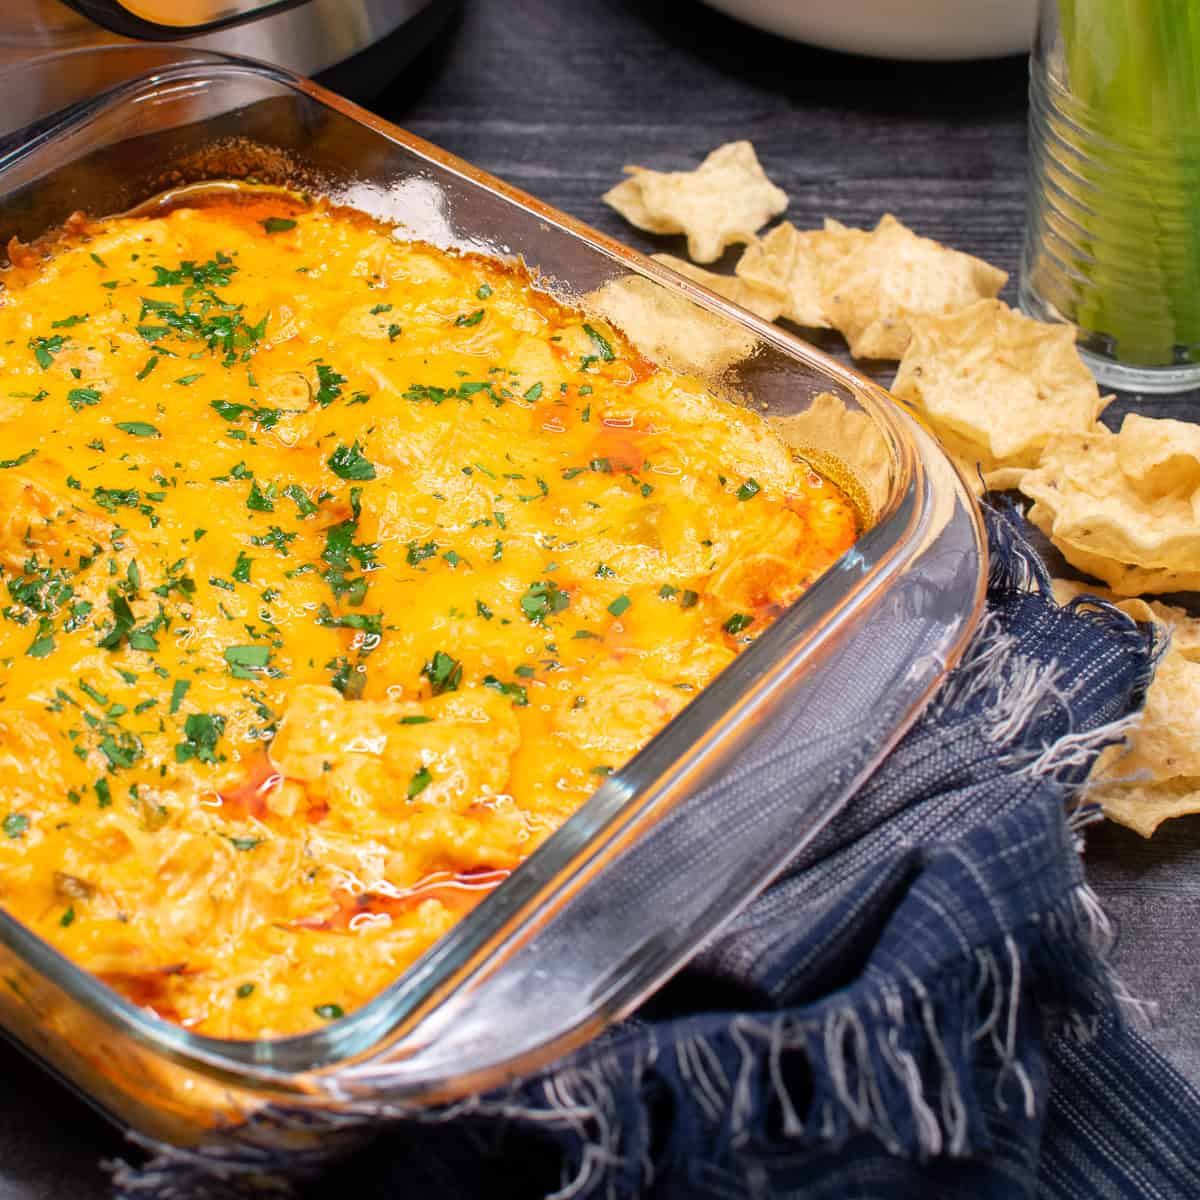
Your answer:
768;391;892;519
1019;416;1200;595
603;141;788;264
892;300;1109;472
820;215;1007;359
734;221;846;328
1052;578;1200;836
1116;411;1200;501
651;254;784;322
586;273;756;379
1093;777;1200;838
1091;644;1200;837
1116;648;1200;778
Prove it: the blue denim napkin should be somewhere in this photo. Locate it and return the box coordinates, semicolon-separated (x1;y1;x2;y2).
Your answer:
113;508;1200;1199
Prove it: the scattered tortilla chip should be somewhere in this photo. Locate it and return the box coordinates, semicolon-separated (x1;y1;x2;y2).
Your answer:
1115;411;1200;502
1114;648;1200;778
892;300;1109;475
1020;416;1200;595
820;215;1007;359
603;141;788;264
734;221;850;328
586;273;756;380
651;254;783;322
1092;777;1200;839
1052;578;1200;837
769;391;892;520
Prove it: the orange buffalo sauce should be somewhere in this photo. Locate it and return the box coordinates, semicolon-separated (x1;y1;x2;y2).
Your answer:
0;196;858;1037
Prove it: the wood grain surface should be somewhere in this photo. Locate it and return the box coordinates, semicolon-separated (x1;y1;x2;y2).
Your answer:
1;2;1197;1195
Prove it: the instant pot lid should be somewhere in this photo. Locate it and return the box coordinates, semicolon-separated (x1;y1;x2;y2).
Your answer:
1;0;453;85
60;1;307;40
0;0;458;144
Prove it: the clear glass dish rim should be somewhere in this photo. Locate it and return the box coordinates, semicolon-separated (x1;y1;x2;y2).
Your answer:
0;56;986;1094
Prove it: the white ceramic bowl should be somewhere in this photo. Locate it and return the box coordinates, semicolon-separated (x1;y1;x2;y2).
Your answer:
699;0;1036;60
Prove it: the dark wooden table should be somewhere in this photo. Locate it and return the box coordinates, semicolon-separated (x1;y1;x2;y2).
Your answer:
2;2;1198;1195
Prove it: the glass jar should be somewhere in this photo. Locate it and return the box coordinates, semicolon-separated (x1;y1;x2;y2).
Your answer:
1020;0;1200;393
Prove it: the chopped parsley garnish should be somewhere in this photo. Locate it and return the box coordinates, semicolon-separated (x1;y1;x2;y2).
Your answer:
136;286;267;362
321;515;375;606
224;645;270;679
0;449;37;469
313;1002;345;1020
520;579;570;624
607;594;631;618
327;655;366;699
246;480;275;512
228;836;263;851
524;382;543;402
422;650;462;695
3;813;29;839
723;613;754;635
261;217;298;234
736;478;761;501
236;983;255;999
30;335;66;369
316;363;346;408
26;626;55;657
96;592;160;652
232;552;253;583
169;679;190;714
51;313;88;329
582;323;615;362
483;675;529;706
406;768;432;800
174;712;225;765
150;253;236;289
283;484;319;516
316;605;382;636
67;387;101;411
455;309;485;327
250;526;296;556
116;421;160;438
211;399;282;428
406;540;438;566
476;283;493;300
327;442;377;481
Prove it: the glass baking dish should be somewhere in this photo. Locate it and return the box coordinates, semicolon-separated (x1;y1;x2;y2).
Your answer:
0;53;986;1152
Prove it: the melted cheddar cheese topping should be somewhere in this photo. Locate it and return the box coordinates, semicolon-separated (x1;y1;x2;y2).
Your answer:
0;197;858;1037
